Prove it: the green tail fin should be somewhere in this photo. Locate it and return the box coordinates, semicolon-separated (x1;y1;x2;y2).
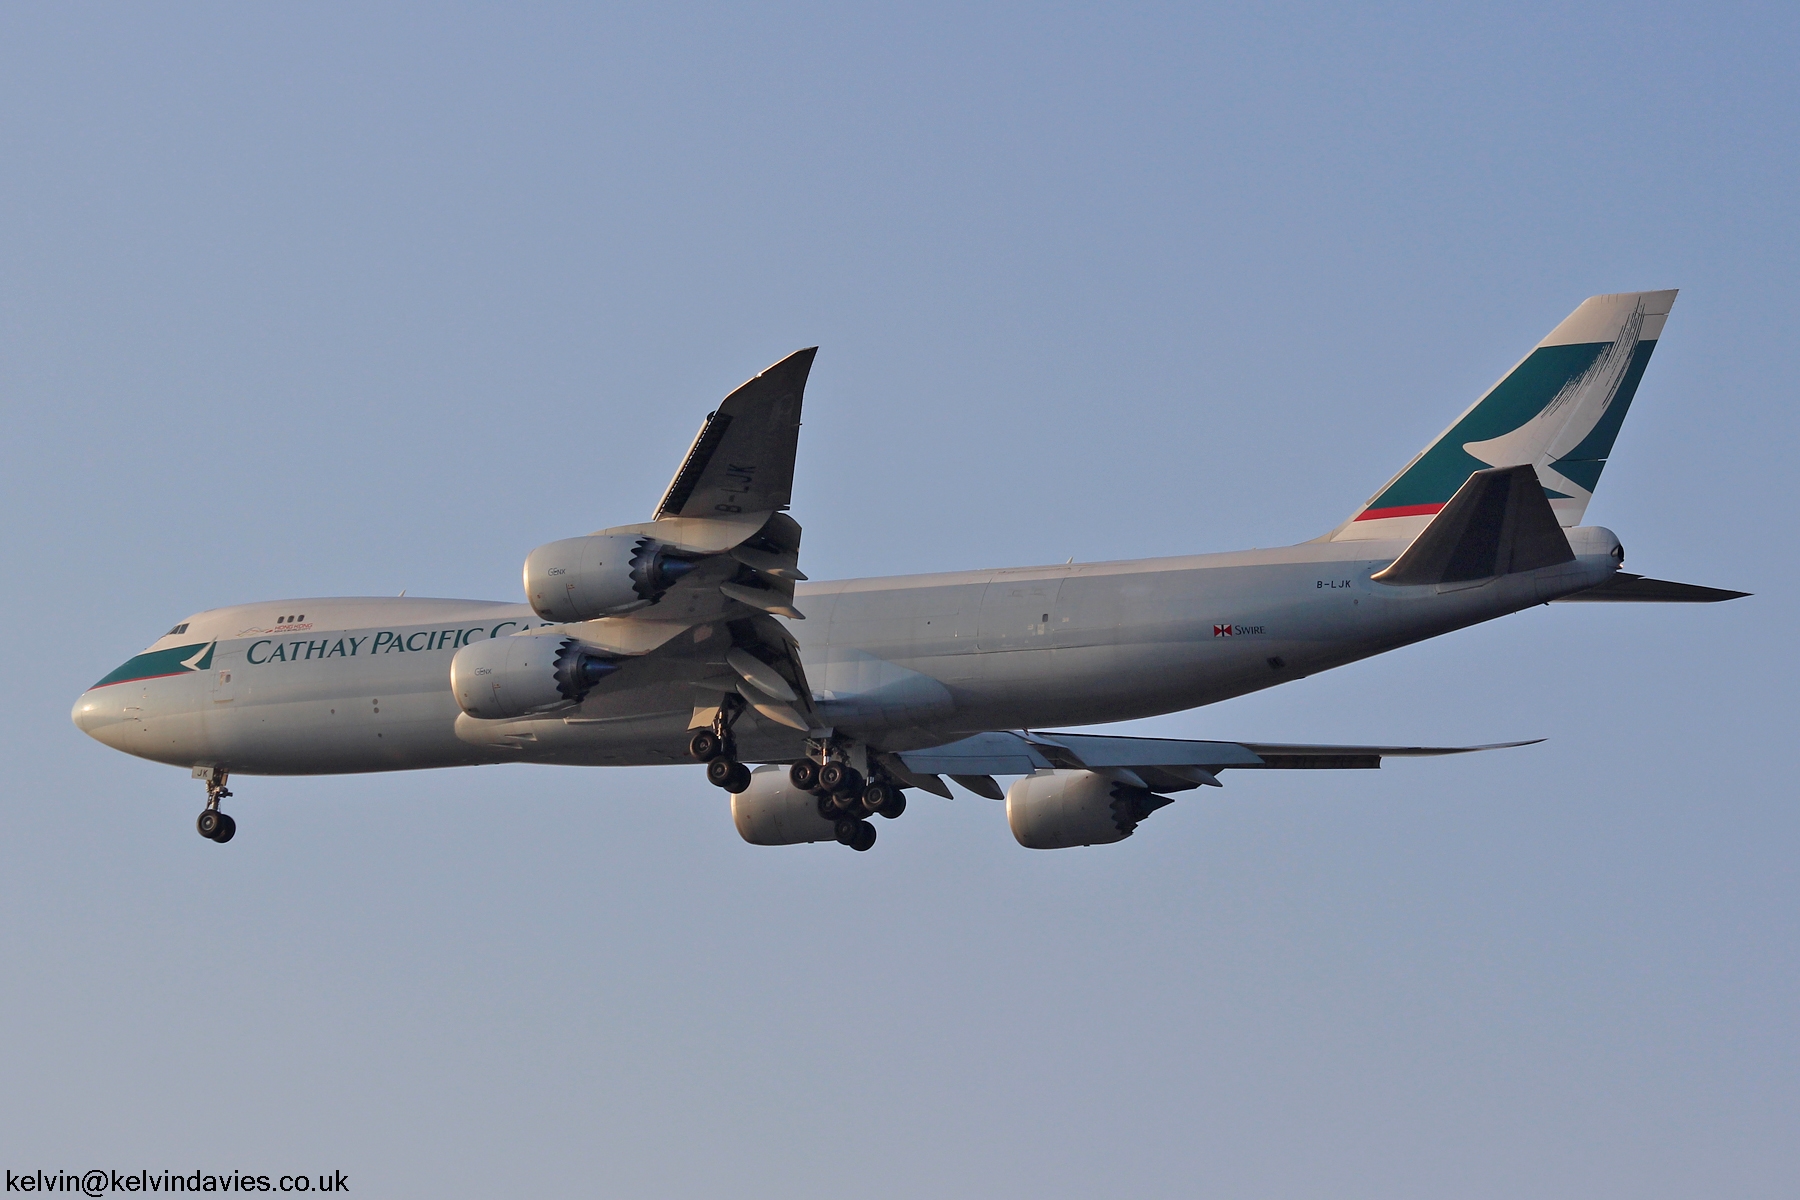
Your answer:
1331;290;1676;542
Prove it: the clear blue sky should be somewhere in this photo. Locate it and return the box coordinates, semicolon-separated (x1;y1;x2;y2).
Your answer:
3;4;1795;1197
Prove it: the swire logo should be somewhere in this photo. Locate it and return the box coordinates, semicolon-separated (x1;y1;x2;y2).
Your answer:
1213;625;1232;637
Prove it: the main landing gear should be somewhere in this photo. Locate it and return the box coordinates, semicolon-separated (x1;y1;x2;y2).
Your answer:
193;766;236;844
691;695;753;794
691;715;911;852
789;745;908;852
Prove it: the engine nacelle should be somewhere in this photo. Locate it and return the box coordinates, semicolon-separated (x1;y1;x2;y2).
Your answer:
1005;770;1174;850
523;534;699;622
731;765;841;846
450;633;620;720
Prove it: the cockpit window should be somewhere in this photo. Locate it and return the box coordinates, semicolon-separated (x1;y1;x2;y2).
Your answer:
167;623;189;636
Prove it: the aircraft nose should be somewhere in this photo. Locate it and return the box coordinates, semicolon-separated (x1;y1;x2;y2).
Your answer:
72;689;129;742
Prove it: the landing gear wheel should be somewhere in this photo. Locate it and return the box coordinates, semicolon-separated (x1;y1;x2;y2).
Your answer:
826;789;862;815
818;794;840;821
834;817;861;845
817;762;862;795
197;809;225;841
860;782;898;815
211;813;237;843
849;820;877;852
689;730;722;762
705;757;743;788
724;762;752;794
876;792;906;819
788;760;820;791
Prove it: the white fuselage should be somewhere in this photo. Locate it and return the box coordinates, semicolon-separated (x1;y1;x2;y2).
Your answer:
72;530;1622;776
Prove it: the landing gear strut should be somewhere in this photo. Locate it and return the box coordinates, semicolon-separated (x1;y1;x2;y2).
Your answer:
693;695;752;793
193;767;236;843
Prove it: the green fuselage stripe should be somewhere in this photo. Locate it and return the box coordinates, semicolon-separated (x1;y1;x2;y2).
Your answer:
91;642;212;688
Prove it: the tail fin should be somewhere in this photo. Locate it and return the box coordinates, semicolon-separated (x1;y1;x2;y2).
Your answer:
1330;290;1677;542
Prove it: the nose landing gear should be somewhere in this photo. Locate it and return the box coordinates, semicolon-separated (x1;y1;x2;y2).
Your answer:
193;766;236;843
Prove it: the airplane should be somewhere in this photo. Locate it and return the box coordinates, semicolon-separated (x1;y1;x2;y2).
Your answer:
73;289;1746;852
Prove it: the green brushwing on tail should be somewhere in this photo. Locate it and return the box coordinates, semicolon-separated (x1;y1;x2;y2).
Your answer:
1332;290;1677;541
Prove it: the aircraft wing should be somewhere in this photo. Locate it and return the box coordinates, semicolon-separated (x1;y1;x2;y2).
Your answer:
562;349;817;631
509;350;824;734
654;348;815;521
456;608;824;754
893;730;1540;798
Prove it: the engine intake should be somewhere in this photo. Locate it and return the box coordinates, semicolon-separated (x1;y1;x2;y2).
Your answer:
1005;770;1174;849
450;633;620;720
523;534;699;622
731;764;841;846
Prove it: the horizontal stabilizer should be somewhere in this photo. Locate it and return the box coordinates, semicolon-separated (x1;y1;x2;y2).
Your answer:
1372;465;1572;586
1552;573;1750;603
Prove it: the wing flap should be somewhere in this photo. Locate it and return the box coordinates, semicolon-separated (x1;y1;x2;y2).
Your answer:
897;731;1540;786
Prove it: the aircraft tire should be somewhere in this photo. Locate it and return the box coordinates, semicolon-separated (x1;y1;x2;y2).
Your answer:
725;762;752;794
688;731;722;762
818;763;862;796
877;793;906;819
705;757;741;788
834;817;861;846
788;760;819;791
850;821;877;852
861;782;897;815
196;810;224;840
212;813;237;843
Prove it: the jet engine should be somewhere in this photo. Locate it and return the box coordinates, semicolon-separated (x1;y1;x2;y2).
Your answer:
522;534;700;622
731;764;841;845
1005;770;1175;849
450;633;620;720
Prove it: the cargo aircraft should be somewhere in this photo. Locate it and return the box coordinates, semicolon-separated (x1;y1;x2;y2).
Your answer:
74;290;1745;851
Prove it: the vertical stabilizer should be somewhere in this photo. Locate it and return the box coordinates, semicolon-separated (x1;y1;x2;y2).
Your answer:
1331;290;1676;542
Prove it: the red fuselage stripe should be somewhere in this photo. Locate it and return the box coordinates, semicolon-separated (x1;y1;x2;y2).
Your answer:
1354;502;1445;522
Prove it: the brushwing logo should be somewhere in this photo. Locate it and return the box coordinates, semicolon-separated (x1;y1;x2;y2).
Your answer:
1461;298;1647;505
1213;624;1232;637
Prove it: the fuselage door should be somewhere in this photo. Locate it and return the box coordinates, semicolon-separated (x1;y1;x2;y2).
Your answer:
212;656;239;703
